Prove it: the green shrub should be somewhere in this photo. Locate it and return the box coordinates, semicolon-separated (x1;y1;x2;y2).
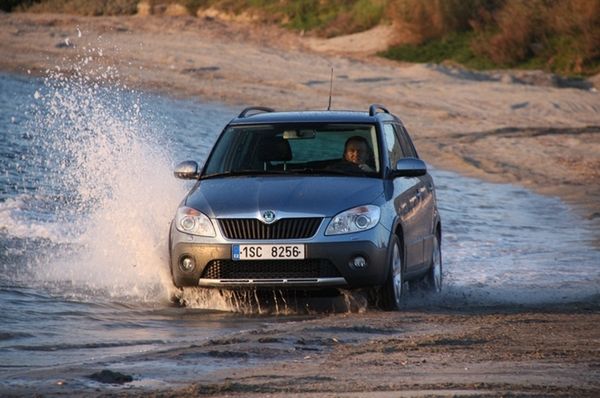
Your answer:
381;32;496;70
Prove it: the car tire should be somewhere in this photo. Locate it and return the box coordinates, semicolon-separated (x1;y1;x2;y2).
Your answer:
379;235;406;311
424;234;442;293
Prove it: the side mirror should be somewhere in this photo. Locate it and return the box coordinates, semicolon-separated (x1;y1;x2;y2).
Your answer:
390;158;427;178
174;160;200;179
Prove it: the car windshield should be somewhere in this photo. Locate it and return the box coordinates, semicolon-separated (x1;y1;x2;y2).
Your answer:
203;123;380;178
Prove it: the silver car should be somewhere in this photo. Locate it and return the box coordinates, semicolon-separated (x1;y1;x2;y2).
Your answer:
169;104;442;309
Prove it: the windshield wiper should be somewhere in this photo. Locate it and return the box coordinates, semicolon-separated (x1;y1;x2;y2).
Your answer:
201;168;372;180
200;170;287;180
284;167;319;175
287;168;341;175
287;168;367;176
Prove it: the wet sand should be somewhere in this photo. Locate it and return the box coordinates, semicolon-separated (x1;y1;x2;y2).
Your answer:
1;12;600;397
154;303;600;397
5;300;600;397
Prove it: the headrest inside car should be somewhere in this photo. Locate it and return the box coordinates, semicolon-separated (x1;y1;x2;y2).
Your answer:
258;137;292;162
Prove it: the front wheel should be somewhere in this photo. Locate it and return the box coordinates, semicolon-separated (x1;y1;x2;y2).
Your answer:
425;234;442;293
379;235;406;311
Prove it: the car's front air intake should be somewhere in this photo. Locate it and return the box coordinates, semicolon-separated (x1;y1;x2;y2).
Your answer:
201;259;341;280
218;218;321;240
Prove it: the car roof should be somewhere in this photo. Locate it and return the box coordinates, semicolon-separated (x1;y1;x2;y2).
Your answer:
228;105;402;126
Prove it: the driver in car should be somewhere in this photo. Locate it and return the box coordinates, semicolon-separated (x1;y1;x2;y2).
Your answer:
344;136;374;172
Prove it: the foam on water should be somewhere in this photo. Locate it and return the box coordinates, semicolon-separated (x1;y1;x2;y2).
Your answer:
0;195;65;241
20;49;185;302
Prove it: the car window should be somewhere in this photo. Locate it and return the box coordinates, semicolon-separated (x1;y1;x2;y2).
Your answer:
383;123;405;167
289;131;348;162
204;126;272;174
203;123;380;176
396;124;419;158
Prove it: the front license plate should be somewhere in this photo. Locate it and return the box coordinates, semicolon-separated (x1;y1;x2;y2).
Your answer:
232;244;305;261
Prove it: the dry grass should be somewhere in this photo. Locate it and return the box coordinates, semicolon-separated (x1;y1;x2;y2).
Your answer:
475;0;600;74
387;0;498;44
386;0;600;76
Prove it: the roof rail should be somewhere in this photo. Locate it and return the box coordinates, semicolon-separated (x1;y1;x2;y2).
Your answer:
238;106;275;118
369;104;390;117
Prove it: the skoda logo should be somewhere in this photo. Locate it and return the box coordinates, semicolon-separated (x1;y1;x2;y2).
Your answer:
261;210;276;224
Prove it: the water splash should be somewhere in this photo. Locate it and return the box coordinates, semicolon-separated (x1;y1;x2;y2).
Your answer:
24;46;185;302
178;288;270;314
178;287;370;314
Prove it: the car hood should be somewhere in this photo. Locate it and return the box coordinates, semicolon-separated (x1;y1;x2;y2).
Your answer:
185;176;384;218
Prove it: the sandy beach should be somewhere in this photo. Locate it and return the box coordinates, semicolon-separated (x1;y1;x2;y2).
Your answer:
1;12;600;397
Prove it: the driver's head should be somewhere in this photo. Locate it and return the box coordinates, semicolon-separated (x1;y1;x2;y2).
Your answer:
344;136;370;164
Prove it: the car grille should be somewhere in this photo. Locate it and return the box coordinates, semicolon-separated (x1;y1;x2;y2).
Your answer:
218;218;322;240
201;259;341;280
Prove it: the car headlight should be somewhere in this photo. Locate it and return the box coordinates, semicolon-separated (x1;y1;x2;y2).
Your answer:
175;206;215;237
325;205;380;235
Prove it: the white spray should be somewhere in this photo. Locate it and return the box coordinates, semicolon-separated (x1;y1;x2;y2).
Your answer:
29;45;184;302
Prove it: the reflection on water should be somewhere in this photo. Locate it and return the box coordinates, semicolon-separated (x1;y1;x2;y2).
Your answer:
0;286;239;368
434;168;600;305
1;65;599;390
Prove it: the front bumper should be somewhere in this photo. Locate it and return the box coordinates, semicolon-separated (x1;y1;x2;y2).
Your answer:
169;233;390;289
198;277;348;288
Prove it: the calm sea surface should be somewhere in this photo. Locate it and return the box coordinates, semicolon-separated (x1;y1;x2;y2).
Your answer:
1;70;599;391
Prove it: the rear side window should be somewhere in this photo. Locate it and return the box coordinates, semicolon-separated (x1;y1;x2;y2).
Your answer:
383;123;404;167
395;124;418;158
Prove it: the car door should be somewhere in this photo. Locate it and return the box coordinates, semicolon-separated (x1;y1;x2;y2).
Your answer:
395;123;436;270
383;123;422;271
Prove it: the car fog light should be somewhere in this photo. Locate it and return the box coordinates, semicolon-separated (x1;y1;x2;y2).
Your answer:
180;256;196;272
351;256;367;269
